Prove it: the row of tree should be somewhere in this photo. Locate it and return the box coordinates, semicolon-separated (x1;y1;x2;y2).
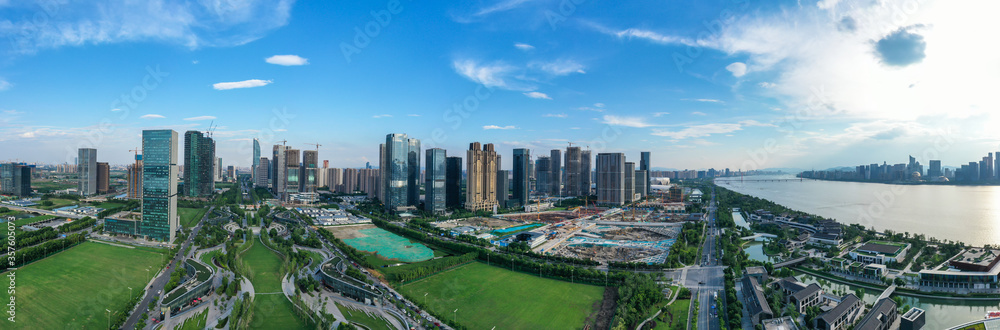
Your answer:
381;252;477;283
611;272;664;329
59;216;96;233
4;232;87;270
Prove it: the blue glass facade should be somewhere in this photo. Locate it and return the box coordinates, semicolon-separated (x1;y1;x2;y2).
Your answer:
425;148;446;213
142;129;178;242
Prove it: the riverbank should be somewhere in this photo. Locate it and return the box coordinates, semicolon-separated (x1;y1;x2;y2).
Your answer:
795;175;1000;186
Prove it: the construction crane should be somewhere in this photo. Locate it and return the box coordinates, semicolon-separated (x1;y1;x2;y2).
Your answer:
304;143;322;151
128;148;140;157
277;139;288;146
207;120;218;138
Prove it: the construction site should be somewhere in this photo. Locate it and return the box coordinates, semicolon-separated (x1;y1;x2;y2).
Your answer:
499;211;581;224
431;217;523;230
538;222;681;264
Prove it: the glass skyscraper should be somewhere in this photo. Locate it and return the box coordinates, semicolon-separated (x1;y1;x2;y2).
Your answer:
183;130;215;197
78;148;97;196
512;148;530;207
141;129;178;242
425;148;447;214
381;133;420;212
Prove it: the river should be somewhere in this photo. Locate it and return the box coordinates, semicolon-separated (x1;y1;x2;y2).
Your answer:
715;174;1000;246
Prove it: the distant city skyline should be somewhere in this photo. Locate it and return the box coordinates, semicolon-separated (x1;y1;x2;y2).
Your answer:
2;1;998;170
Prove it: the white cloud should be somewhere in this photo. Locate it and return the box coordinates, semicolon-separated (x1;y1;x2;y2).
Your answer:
2;109;22;115
407;114;421;117
683;98;723;103
473;0;536;16
483;125;516;130
372;114;393;118
514;43;535;51
652;120;774;139
691;111;708;116
530;59;586;75
726;62;747;77
652;112;671;117
601;115;657;128
192;60;199;64
591;24;706;48
184;116;216;121
578;106;605;112
213;79;272;90
594;103;605;108
2;0;294;54
111;108;123;112
274;128;287;132
452;59;531;91
0;79;11;91
543;113;568;118
141;114;165;119
524;91;552;99
759;82;777;88
266;55;309;66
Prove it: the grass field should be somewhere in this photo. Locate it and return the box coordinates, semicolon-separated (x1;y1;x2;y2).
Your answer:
243;235;311;330
335;302;394;330
179;207;208;228
178;309;209;330
37;198;79;210
652;299;691;330
398;262;605;329
0;242;166;329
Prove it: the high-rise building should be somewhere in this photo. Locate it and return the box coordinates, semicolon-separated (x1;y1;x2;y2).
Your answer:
928;160;942;178
380;134;421;212
624;162;635;203
301;150;318;193
255;157;270;188
78;148;97;196
284;149;301;199
183;131;216;197
96;162;110;194
227;166;235;180
535;156;551;194
127;154;143;199
596;153;625;205
640;151;651;196
497;170;509;208
446;156;462;209
550;149;562;197
512;148;531;207
581;150;592;196
272;145;289;196
141;129;179;242
635;170;648;200
0;163;32;197
425;148;447;214
326;168;342;191
215;157;223;183
252;138;260;182
465;142;498;211
564;146;581;197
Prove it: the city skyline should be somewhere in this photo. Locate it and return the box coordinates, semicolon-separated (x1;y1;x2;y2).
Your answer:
3;1;997;170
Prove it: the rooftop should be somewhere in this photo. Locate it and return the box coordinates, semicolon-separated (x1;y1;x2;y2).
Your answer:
856;241;906;256
952;248;1000;268
855;298;896;330
818;294;860;324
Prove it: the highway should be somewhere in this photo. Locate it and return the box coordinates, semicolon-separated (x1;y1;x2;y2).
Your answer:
691;188;723;330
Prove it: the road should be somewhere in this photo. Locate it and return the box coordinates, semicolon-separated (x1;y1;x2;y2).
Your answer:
122;207;211;329
1;204;85;219
693;188;722;330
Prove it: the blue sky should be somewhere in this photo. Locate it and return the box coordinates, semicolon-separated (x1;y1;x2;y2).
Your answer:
1;0;998;170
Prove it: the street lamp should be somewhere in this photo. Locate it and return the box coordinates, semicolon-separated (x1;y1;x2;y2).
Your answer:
128;287;133;301
454;308;458;324
423;292;427;307
106;309;112;330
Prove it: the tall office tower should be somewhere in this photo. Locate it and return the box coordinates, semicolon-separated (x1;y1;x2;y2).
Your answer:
96;162;110;194
255;157;270;187
995;149;1000;179
301;150;318;193
564;147;581;197
970;162;981;181
640;151;651;196
215;157;223;182
596;153;625;205
989;153;995;180
512;148;531;207
407;138;421;207
535;156;551;194
425;148;447;214
141;129;178;242
272;145;289;195
183;131;216;197
284;149;301;200
252;138;260;182
497;170;510;208
581;150;592;196
78;148;97;196
380;134;421;212
527;160;535;191
0;163;32;197
928;160;942;178
127;154;143;199
635;170;648;200
445;156;462;209
624;162;635;203
550;149;562;197
465;142;498;211
227;166;235;180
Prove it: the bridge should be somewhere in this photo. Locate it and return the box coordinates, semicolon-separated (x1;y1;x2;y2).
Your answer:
774;257;808;269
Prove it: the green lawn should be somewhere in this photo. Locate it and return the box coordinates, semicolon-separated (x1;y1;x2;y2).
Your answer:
178;309;209;330
0;242;166;329
92;202;125;210
652;299;691;330
200;250;220;271
179;207;209;228
398;262;605;329
335;302;394;330
37;198;80;210
243;235;311;329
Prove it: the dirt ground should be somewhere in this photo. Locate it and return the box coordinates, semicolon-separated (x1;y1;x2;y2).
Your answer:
435;217;522;229
324;224;376;239
501;211;578;223
585;287;618;330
